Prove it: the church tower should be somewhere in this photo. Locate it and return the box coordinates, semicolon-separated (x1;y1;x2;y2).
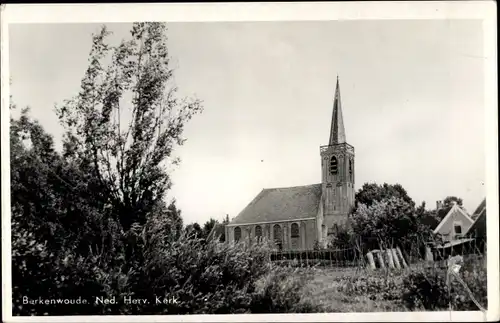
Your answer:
320;76;355;235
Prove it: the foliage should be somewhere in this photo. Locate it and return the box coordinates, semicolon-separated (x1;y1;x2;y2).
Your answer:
354;183;415;212
402;262;487;311
251;267;321;313
415;201;442;230
443;196;463;208
55;23;202;232
350;197;435;253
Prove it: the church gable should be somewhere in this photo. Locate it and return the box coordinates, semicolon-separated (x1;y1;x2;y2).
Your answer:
229;184;323;225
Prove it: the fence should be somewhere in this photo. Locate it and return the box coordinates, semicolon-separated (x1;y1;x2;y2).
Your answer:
268;236;486;270
270;245;365;268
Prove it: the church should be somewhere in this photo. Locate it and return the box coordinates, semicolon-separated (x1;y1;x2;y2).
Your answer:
225;77;355;250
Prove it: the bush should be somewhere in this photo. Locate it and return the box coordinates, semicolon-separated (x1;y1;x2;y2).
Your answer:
335;271;405;303
402;259;487;311
251;267;321;313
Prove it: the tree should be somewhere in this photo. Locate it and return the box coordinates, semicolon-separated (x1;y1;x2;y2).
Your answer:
203;218;217;239
350;197;435;256
185;222;203;239
11;22;203;315
55;23;202;232
353;182;415;213
443;196;463;208
415;201;441;230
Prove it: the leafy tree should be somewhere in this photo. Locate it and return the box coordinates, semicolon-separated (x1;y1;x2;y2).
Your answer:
353;182;415;212
350;197;435;256
415;201;441;230
443;196;463;208
185;222;203;239
55;23;202;232
203;218;217;238
11;22;202;315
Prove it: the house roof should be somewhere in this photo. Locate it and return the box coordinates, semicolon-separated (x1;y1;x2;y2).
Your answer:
433;203;474;234
466;198;486;237
229;184;322;225
471;198;486;220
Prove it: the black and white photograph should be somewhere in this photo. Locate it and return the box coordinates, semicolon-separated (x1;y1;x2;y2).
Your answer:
1;2;498;322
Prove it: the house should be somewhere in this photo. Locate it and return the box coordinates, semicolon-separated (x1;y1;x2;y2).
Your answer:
465;198;486;252
432;198;486;257
433;201;474;242
225;77;355;250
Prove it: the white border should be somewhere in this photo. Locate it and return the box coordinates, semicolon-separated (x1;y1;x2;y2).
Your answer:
1;2;498;323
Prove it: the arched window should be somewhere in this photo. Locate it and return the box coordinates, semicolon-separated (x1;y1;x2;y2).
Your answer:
330;156;338;175
255;225;263;242
273;224;283;250
291;223;300;249
349;159;353;181
234;226;241;242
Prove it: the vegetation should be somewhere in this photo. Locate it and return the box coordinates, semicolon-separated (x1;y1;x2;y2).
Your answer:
10;22;485;316
298;255;487;312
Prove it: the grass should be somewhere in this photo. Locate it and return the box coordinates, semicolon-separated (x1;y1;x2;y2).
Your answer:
292;254;487;313
296;267;407;312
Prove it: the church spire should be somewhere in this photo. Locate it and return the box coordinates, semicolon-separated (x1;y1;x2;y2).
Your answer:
328;76;346;145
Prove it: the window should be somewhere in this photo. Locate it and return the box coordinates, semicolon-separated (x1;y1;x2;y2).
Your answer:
255;225;262;242
329;156;338;175
290;223;300;249
454;224;462;235
273;224;283;250
234;226;241;242
291;223;299;238
349;159;353;181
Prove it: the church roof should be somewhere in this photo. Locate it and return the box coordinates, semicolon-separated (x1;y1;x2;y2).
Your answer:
329;76;347;145
229;184;322;225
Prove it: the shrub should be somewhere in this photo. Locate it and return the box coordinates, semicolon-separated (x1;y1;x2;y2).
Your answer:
251;266;321;313
402;259;487;311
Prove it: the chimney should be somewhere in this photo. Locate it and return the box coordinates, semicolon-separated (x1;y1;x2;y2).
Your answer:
436;200;443;210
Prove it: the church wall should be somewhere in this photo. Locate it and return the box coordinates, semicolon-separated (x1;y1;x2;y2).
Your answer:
225;218;318;250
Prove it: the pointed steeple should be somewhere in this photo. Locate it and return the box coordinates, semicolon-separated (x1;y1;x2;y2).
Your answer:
328;76;346;145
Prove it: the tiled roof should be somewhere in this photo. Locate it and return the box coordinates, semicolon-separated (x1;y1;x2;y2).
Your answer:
229;184;322;225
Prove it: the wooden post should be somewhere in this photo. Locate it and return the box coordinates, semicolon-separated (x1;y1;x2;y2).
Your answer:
375;250;386;269
396;247;408;268
366;251;376;270
425;246;434;262
391;248;401;269
386;249;395;269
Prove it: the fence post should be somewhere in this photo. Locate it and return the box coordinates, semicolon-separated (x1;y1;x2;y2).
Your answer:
386;249;395;269
376;250;385;269
329;250;332;267
392;248;401;269
366;251;376;270
397;247;408;268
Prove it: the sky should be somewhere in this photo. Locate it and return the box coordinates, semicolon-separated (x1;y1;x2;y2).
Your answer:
9;20;486;225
